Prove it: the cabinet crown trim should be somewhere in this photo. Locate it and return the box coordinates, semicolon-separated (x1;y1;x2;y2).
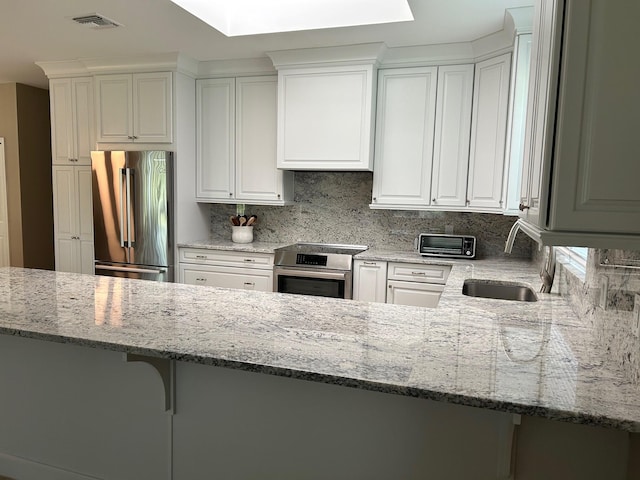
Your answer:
37;52;198;79
267;43;386;69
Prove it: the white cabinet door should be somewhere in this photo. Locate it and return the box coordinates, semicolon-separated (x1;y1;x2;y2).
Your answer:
77;167;94;274
196;78;235;200
277;65;376;170
52;166;78;273
353;260;387;303
431;64;474;208
52;165;94;274
133;72;173;143
181;264;273;292
50;79;74;165
96;73;172;143
50;78;94;166
96;74;132;143
371;67;437;209
519;0;563;227
547;0;640;235
467;54;512;211
504;34;532;214
387;280;444;308
236;76;293;204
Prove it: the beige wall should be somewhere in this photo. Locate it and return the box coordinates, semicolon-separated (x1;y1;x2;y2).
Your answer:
0;84;24;267
15;84;53;269
0;83;53;270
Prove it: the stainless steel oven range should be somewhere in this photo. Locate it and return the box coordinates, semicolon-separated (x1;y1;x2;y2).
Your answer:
273;243;368;299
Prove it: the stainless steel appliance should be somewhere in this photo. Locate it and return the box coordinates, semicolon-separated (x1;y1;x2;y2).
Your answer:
273;243;368;299
91;150;174;282
416;233;476;259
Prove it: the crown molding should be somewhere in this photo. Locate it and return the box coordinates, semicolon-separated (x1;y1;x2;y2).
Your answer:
267;43;386;69
198;57;276;78
36;52;198;79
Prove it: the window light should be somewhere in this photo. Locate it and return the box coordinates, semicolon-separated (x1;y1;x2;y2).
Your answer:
169;0;414;37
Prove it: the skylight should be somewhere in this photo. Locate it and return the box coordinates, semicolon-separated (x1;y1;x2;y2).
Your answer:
169;0;414;37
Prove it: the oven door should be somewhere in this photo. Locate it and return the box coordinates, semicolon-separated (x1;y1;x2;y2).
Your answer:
273;266;352;299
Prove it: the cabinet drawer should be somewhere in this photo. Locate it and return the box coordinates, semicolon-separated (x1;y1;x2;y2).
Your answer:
387;262;451;284
387;280;444;308
179;248;274;269
180;264;273;292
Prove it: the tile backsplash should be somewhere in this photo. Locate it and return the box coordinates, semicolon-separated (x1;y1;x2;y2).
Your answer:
208;171;533;259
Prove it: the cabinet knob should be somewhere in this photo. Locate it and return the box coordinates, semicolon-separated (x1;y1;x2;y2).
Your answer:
132;136;138;140
518;203;530;211
372;197;377;202
229;193;233;196
432;198;436;203
277;194;281;199
127;136;134;140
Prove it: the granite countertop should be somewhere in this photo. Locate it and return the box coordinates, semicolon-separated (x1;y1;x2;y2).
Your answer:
178;238;289;254
1;260;639;432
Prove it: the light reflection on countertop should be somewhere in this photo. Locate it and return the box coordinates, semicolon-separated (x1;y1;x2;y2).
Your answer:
0;263;639;432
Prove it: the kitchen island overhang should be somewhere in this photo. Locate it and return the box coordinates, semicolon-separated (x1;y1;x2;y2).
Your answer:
0;264;638;433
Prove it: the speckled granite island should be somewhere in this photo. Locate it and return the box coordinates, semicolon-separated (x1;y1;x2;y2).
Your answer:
1;263;639;479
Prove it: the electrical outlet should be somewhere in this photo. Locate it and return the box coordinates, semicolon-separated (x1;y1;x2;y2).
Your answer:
599;276;608;310
633;294;640;338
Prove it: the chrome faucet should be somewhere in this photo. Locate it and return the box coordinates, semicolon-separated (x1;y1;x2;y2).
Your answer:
504;219;556;293
504;219;524;254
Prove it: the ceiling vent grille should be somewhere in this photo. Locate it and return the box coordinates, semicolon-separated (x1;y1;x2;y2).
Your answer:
72;14;122;29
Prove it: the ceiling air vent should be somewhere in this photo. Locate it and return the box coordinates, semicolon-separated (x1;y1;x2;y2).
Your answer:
72;14;122;29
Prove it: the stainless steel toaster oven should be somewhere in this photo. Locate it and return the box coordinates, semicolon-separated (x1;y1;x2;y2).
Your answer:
417;234;476;259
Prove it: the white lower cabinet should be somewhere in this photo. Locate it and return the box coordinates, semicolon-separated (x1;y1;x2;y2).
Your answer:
353;260;451;308
386;280;445;308
386;262;450;308
353;260;387;303
52;165;94;275
179;248;274;292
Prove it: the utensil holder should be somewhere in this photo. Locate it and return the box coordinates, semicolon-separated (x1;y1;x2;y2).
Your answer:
231;226;254;244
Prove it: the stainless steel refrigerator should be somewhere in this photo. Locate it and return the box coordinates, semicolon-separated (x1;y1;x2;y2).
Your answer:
91;150;174;282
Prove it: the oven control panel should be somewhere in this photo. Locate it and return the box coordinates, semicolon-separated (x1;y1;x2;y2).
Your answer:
296;254;328;266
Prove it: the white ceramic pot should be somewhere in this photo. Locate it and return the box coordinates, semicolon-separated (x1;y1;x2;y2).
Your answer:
231;226;254;243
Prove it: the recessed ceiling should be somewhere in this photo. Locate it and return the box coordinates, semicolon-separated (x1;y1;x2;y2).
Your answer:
0;0;532;89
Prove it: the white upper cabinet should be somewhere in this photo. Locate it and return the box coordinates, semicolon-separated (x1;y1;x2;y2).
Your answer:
196;78;235;200
371;67;437;208
50;77;95;165
276;65;376;171
515;0;640;249
467;53;512;211
503;34;532;214
430;64;475;208
196;76;293;205
95;72;173;143
236;76;293;203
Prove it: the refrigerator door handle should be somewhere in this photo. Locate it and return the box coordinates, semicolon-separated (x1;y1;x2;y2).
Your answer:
95;264;167;275
126;167;132;248
118;168;126;248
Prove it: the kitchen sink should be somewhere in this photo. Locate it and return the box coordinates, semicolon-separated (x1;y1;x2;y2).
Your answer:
462;279;538;302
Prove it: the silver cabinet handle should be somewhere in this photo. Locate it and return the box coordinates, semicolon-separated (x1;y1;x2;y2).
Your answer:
519;203;530;211
195;278;206;282
243;259;255;263
411;272;427;276
195;255;208;259
243;282;255;286
363;262;377;265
